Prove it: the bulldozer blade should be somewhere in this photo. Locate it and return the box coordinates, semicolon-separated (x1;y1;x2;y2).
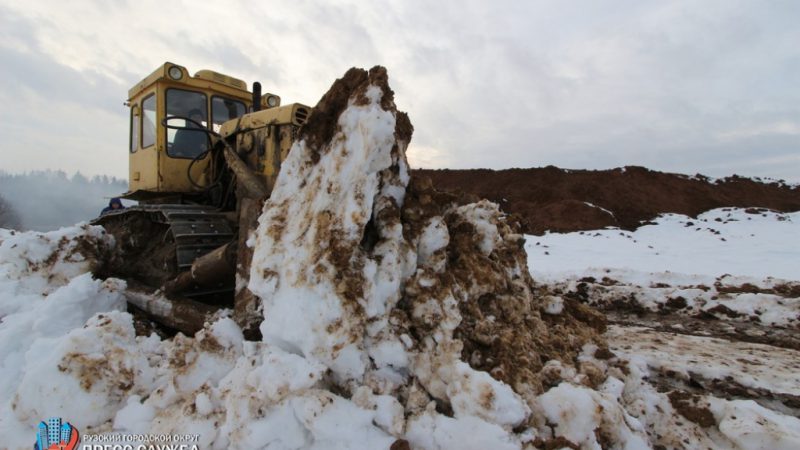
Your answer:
233;196;264;333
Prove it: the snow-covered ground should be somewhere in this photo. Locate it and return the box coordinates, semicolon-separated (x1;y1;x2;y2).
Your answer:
527;208;799;282
0;207;796;449
528;209;800;328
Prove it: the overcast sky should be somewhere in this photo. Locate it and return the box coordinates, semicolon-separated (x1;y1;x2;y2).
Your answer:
1;0;798;181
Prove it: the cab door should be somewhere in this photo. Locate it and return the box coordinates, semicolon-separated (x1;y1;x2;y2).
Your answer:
128;92;159;192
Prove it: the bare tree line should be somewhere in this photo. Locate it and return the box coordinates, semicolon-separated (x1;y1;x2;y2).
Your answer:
0;194;21;229
0;171;128;231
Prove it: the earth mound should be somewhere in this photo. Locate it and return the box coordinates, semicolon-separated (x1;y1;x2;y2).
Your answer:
414;166;800;234
244;65;607;445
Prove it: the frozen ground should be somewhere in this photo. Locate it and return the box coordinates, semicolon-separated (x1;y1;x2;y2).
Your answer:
527;208;800;282
0;207;796;449
527;207;800;448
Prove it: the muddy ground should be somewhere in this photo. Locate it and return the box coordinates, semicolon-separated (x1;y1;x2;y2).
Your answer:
537;277;800;419
415;166;800;234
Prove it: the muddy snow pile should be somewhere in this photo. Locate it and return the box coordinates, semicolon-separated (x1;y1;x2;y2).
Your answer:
240;67;607;447
0;225;128;443
2;67;800;450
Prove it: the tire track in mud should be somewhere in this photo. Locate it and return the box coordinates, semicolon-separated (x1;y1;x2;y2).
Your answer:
606;324;800;416
606;310;800;351
537;276;800;420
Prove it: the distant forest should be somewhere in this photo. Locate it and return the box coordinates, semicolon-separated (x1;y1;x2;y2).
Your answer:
0;171;129;231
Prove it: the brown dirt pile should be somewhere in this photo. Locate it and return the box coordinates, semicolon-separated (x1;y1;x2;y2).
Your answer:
415;166;800;234
400;177;606;404
299;66;413;161
248;65;608;431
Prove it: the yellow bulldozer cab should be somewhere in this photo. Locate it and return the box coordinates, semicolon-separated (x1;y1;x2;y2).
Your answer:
125;62;308;202
126;62;254;199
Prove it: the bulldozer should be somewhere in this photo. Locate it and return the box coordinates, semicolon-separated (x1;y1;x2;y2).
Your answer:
94;62;312;336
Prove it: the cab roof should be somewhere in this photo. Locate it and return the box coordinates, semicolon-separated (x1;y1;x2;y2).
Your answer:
128;62;251;102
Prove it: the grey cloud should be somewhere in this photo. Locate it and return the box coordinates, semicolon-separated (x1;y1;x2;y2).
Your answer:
0;47;128;114
1;0;798;182
197;42;272;85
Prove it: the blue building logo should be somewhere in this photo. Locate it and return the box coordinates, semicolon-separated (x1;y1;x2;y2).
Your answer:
34;417;80;450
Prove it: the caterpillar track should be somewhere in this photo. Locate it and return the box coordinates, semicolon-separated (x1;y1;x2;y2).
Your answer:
92;205;236;298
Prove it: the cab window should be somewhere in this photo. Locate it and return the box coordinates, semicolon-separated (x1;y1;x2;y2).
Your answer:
142;94;156;148
211;96;246;132
166;89;208;159
129;104;139;153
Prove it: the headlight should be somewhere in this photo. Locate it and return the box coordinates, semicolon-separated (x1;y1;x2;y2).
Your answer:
267;95;279;107
168;66;183;80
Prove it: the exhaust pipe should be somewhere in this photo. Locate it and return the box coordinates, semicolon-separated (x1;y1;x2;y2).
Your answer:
252;81;262;112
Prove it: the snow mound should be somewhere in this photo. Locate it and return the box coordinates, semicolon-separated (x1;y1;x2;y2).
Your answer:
242;66;604;447
0;225;126;446
0;223;113;293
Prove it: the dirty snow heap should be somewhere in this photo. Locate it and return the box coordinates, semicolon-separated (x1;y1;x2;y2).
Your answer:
241;66;605;448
